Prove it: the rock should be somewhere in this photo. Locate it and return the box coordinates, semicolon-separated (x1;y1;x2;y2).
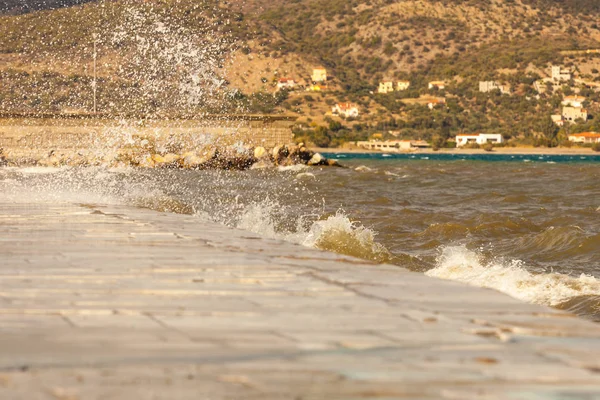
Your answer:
197;146;217;164
254;146;268;159
152;154;166;164
250;159;275;169
38;155;60;167
272;145;282;160
153;153;180;168
182;154;205;169
297;147;314;162
214;147;255;170
307;153;326;166
163;153;180;163
327;159;344;167
138;156;155;168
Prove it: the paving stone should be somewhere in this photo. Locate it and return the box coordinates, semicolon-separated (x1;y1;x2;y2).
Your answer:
0;201;599;398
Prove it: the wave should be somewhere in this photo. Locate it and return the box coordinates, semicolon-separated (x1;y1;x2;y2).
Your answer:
426;245;600;307
234;204;392;263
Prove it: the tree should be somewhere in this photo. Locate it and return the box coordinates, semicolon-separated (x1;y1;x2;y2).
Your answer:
539;115;558;147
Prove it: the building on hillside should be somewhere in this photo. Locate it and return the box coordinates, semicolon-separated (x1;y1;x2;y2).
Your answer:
479;81;510;94
427;98;446;109
332;102;359;118
356;140;413;151
567;132;600;144
397;80;410;91
428;81;445;90
356;140;429;151
561;95;586;108
551;65;572;81
311;67;327;83
378;80;411;93
378;81;395;94
562;106;588;123
551;114;564;127
455;133;503;147
276;78;297;90
534;78;563;94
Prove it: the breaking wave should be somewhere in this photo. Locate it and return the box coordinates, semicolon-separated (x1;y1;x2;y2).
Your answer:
234;204;392;263
426;245;600;307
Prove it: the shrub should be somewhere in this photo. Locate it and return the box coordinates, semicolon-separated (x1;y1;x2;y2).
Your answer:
592;142;600;152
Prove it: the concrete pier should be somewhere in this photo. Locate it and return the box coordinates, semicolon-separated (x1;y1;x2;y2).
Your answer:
1;201;600;399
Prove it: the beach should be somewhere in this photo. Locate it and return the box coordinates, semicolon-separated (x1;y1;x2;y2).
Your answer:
313;145;598;155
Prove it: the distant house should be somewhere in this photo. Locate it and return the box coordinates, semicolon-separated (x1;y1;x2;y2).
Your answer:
551;114;564;127
397;80;410;91
378;80;410;93
551;65;571;82
311;67;327;83
428;81;445;90
562;106;588;123
427;98;446;109
378;81;395;94
533;78;562;94
567;132;600;144
479;81;510;94
276;78;297;90
332;102;359;118
356;140;429;151
561;95;586;108
455;133;503;147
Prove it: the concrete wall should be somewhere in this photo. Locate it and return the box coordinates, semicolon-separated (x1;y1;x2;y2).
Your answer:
0;115;296;160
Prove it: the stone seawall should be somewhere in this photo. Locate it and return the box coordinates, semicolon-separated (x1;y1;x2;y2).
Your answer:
0;115;296;164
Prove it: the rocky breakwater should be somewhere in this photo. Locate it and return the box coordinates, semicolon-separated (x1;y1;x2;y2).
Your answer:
5;139;343;170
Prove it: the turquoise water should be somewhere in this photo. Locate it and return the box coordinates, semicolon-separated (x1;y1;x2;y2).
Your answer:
323;152;600;163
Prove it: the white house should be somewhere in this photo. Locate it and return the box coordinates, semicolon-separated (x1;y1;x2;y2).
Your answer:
356;140;429;151
378;81;395;94
479;81;510;94
311;67;327;83
455;133;503;147
551;65;571;81
356;140;412;151
561;95;585;108
276;78;297;90
428;81;445;90
562;106;588;123
567;132;600;144
551;114;564;127
332;102;359;118
397;80;410;91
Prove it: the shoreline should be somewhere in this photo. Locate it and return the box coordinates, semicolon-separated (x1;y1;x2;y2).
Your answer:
312;146;598;156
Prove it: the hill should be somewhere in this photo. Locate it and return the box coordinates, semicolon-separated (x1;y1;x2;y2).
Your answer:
1;0;600;146
0;0;98;14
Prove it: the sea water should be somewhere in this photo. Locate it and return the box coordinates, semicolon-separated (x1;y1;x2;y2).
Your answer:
1;154;599;321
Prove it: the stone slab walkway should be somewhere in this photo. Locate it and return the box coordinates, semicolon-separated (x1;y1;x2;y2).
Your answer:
1;201;599;399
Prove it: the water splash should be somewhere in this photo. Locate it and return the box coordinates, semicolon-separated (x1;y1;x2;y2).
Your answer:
426;245;600;306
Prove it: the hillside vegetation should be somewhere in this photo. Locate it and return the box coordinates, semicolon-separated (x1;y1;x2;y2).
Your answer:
0;0;97;15
1;0;600;145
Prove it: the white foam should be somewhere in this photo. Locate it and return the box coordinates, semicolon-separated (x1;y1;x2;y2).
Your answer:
278;164;308;172
16;167;65;175
426;245;600;306
233;203;390;262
